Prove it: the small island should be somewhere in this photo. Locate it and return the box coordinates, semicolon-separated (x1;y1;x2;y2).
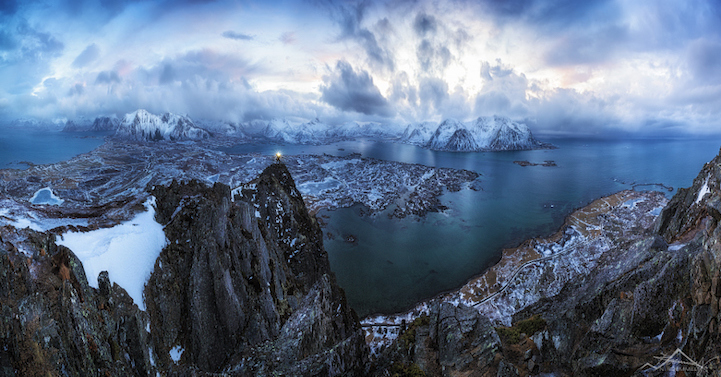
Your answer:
513;160;557;167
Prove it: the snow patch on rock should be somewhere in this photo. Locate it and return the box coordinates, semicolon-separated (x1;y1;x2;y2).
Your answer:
56;197;168;310
695;176;711;205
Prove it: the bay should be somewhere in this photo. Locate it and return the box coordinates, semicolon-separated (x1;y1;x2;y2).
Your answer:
225;138;721;317
0;128;108;169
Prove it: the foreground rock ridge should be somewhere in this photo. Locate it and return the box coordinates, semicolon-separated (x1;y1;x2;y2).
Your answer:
3;143;721;376
366;148;721;376
0;163;368;376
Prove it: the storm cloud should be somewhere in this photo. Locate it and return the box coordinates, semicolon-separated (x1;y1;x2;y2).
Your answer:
320;60;393;117
320;0;395;71
0;0;720;136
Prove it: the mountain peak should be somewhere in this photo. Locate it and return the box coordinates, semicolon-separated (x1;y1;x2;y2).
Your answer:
116;110;209;142
408;116;551;152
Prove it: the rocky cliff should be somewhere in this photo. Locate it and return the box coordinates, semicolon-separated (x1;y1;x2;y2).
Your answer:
145;163;367;375
0;163;368;376
0;227;155;376
4;143;721;376
371;148;721;376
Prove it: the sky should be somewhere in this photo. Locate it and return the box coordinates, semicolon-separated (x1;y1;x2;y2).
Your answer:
1;0;721;136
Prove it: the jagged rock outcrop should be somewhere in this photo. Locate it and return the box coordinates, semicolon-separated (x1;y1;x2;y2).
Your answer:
0;227;155;376
145;163;367;375
0;162;367;376
373;147;721;376
372;302;501;376
501;149;721;375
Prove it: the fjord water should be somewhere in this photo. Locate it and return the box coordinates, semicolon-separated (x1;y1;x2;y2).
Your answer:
0;128;106;169
226;138;721;317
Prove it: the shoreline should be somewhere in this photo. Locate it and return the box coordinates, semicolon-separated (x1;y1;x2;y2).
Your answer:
350;187;648;319
360;188;668;352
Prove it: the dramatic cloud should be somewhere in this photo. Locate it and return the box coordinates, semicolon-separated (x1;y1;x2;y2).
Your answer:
320;60;392;117
413;13;437;36
0;0;719;136
320;0;395;71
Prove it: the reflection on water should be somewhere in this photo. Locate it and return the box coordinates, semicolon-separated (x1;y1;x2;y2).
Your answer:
229;137;721;317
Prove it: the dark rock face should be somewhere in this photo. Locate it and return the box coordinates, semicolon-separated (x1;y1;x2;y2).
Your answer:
657;147;721;243
92;116;120;132
0;227;155;376
0;162;367;376
444;129;478;152
503;149;721;375
145;163;367;375
373;302;501;376
374;148;721;376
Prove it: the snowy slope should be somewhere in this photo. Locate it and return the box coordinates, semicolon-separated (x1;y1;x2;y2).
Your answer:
401;122;436;145
194;119;247;137
427;119;468;151
91;116;120;131
407;116;550;152
254;118;399;144
62;117;92;132
116;109;210;141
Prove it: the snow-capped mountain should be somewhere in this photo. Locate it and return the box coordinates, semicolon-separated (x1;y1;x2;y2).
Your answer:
48;110;548;151
401;121;437;145
62;120;86;132
62;116;118;132
255;118;399;144
91;116;120;131
194;119;247;137
260;118;320;144
405;116;551;152
116;110;210;141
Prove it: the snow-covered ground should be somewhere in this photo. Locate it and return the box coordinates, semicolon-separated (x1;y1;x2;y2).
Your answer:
56;198;167;310
0;141;479;222
361;190;667;352
0;140;479;317
0;198;88;232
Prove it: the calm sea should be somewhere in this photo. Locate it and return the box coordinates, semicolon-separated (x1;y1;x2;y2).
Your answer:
0;128;107;169
225;138;721;316
2;131;717;317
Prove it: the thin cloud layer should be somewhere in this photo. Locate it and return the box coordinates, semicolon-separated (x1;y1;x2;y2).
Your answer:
0;0;719;136
222;31;254;41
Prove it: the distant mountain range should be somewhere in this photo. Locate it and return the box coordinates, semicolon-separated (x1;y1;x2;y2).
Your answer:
53;110;552;150
116;110;209;141
403;116;553;152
